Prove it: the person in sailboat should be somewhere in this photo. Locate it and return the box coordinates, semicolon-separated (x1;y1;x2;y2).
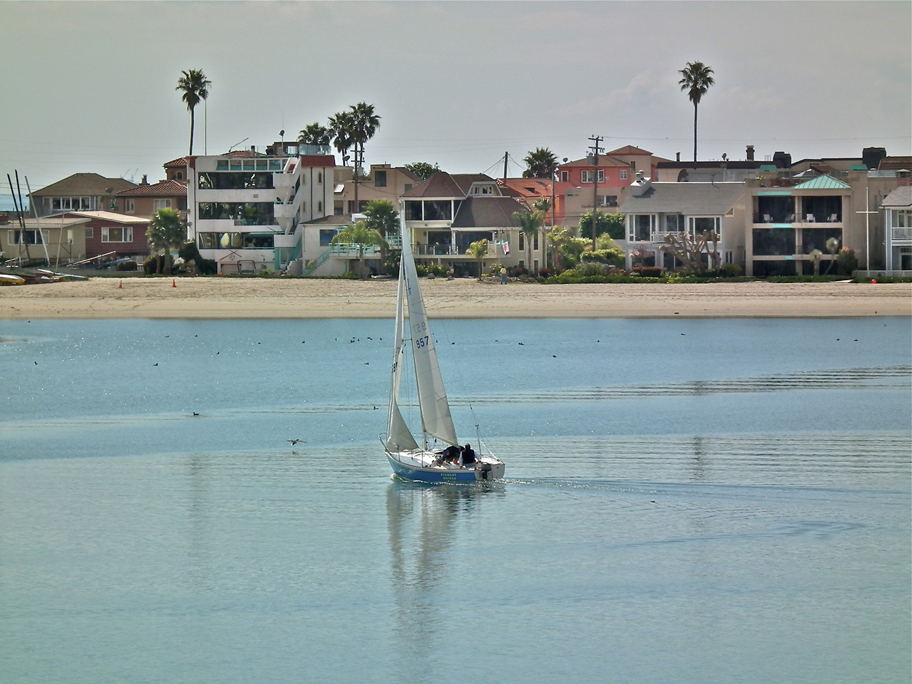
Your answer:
458;444;476;467
435;444;460;466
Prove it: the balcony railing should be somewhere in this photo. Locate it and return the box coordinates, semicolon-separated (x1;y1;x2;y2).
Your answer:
414;244;461;256
753;213;841;224
891;227;912;241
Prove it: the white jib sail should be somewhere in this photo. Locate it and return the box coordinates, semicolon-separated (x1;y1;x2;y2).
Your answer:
399;216;459;447
386;260;419;452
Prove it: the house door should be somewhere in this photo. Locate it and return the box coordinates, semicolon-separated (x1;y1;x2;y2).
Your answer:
900;248;912;270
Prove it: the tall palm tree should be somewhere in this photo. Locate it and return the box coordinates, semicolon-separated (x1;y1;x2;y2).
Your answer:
513;209;544;272
523;147;559;179
298;122;330;148
328;110;355;165
349;103;381;210
678;61;714;162
176;69;211;156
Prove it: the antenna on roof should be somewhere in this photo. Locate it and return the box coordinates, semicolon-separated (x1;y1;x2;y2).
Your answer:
229;137;249;153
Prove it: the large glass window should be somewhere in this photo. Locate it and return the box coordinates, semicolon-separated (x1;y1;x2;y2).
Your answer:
405;201;423;221
689;216;720;235
319;229;337;246
423;200;452;221
374;171;387;188
665;214;684;232
630;215;654;241
198;202;275;226
801;228;841;253
753;228;795;256
102;226;133;243
198;172;274;190
801;196;842;223
756;196;795;223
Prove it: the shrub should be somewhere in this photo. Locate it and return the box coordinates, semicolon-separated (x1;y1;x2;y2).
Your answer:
721;263;743;277
143;255;162;275
632;266;663;278
117;260;137;271
836;248;858;275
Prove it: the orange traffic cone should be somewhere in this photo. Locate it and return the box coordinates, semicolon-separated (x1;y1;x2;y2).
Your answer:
118;280;122;289
172;279;176;288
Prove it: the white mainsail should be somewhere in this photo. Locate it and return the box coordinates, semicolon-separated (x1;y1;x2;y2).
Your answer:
399;216;459;447
386;261;419;452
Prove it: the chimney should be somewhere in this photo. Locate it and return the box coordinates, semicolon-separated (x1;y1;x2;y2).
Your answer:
897;170;910;187
675;152;680;162
141;174;148;185
746;145;755;161
629;170;651;197
0;212;8;225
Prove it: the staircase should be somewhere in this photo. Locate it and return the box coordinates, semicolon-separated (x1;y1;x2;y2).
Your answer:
301;248;332;277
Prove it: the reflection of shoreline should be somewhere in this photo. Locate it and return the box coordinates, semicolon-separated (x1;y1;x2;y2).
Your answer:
385;482;503;680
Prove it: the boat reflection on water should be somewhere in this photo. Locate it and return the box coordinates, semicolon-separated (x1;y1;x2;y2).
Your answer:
385;481;504;674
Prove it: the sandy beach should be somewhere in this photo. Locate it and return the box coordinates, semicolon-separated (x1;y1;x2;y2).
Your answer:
0;277;909;319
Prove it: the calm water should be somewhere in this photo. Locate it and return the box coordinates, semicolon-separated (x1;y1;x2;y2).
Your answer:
1;317;910;684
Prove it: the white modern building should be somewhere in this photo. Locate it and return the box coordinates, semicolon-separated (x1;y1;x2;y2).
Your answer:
186;145;334;274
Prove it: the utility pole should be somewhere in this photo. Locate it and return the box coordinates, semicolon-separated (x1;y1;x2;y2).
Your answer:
856;185;877;273
503;151;509;182
588;135;604;249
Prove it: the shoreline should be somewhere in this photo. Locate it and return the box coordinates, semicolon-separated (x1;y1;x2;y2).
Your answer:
0;278;909;319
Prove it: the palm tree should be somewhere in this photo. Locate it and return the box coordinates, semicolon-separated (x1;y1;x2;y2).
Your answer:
678;61;715;162
331;221;387;278
364;200;399;274
513;209;544;273
176;69;211;155
148;208;186;275
533;197;552;269
467;239;489;278
328;110;354;165
298;123;330;148
349;103;381;210
523;148;559;179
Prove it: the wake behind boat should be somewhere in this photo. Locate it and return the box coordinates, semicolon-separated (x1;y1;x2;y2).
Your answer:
383;212;505;484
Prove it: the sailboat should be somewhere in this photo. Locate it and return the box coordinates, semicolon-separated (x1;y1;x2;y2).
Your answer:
384;214;505;483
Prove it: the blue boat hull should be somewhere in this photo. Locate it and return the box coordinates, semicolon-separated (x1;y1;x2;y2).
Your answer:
385;452;504;484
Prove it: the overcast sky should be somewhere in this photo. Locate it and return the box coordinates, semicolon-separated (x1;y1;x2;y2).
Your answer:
1;0;909;194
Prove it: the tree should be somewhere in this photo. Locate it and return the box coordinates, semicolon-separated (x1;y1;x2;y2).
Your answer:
404;162;441;181
298;122;330;147
547;227;589;270
824;236;840;274
660;230;720;273
331;221;387;278
533;198;552;269
678;61;715;162
523;147;559;179
147;209;186;276
513;209;544;271
349;102;381;209
328;110;354;165
363;200;398;237
467;238;489;278
176;69;211;155
579;211;625;241
363;200;399;274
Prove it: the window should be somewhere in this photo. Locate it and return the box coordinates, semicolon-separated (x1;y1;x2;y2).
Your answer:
560;171;568;183
753;228;795;256
334;201;344;215
423;200;452;221
688;217;720;236
125;199;135;214
198;202;275;226
620;170;628;180
153;199;172;211
630;162;637;173
519;233;524;251
320;229;337;246
176;172;183;180
374;171;387;188
85;227;94;239
102;226;133;243
581;170;604;184
317;201;323;213
318;172;323;184
405;201;423;221
629;215;655;241
197;172;274;190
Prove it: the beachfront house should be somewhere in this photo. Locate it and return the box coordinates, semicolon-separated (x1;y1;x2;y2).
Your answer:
881;183;912;274
402;172;533;275
28;173;137;217
744;174;853;276
186;145;335;275
0;211;149;266
619;173;749;271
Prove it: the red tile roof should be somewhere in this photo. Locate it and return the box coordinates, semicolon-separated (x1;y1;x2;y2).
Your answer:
608;145;653;156
163;157;189;168
116;180;187;197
